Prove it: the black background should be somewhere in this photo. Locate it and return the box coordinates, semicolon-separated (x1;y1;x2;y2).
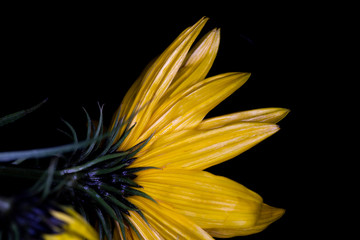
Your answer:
0;2;334;239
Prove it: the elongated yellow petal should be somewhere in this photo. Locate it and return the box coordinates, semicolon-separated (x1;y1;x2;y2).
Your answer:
206;204;285;237
129;196;214;240
43;207;98;240
114;221;132;240
135;168;262;230
126;211;164;239
165;28;220;98
132;122;279;170
117;17;208;150
44;232;83;240
198;108;290;129
134;72;250;151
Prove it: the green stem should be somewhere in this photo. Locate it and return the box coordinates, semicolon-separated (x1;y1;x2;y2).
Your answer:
0;166;46;180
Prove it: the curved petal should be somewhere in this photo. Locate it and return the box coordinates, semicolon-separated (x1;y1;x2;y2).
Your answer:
126;211;164;240
116;17;208;150
44;207;98;240
165;28;220;98
206;204;285;237
198;108;290;129
135;168;265;230
134;72;250;153
132;122;279;170
128;196;214;240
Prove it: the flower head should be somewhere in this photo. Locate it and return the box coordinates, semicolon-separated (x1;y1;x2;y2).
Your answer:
109;17;288;239
0;17;288;239
0;194;98;240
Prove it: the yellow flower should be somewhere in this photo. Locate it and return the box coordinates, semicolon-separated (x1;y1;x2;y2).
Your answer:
0;194;98;240
111;17;288;239
43;207;98;240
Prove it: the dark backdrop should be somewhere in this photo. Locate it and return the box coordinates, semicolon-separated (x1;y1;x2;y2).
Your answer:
1;3;323;239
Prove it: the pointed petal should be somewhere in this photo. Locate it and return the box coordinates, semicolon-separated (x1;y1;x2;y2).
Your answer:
135;72;250;150
114;221;132;240
198;108;290;129
135;168;262;230
44;207;98;240
126;211;164;239
117;17;208;150
206;204;285;237
166;28;221;97
129;196;214;240
132;122;279;170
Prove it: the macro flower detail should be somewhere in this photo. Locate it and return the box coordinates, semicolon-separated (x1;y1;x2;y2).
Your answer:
109;17;288;238
0;195;98;240
0;16;288;239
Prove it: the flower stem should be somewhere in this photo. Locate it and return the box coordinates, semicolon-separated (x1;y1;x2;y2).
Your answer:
0;166;46;180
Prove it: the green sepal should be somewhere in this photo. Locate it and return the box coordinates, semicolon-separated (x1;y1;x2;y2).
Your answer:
95;208;112;240
77;185;116;220
124;167;158;175
0;99;47;127
124;214;143;240
92;162;130;175
110;176;142;188
107;124;135;154
113;207;127;240
124;188;156;203
60;151;127;175
41;159;58;200
106;194;136;213
79;105;105;161
60;119;79;143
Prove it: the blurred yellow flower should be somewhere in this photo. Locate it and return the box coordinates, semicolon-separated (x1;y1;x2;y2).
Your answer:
43;207;98;240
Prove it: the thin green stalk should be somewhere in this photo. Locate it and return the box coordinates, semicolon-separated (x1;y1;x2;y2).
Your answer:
59;152;127;175
0;166;47;180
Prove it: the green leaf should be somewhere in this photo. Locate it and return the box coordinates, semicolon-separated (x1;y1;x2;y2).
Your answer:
0;99;47;127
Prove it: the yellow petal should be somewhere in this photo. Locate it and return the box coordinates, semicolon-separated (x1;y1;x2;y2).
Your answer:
43;232;82;240
129;196;214;240
44;207;98;240
165;28;220;98
206;204;285;237
117;17;208;150
198;108;290;129
114;221;132;240
132;122;279;170
135;168;262;230
134;72;250;151
126;211;164;239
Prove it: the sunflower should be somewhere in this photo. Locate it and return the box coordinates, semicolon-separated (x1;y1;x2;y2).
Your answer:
0;16;288;239
109;17;288;239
